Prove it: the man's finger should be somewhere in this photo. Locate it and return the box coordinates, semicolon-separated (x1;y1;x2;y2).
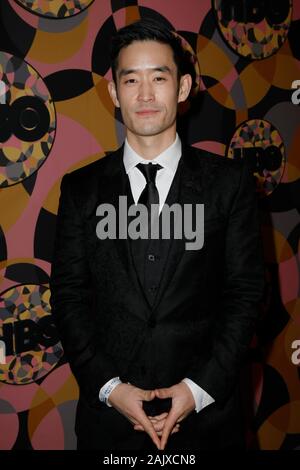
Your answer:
143;390;156;402
133;422;180;434
160;426;180;437
148;419;165;433
137;411;161;450
149;412;168;421
160;410;179;450
155;387;173;399
134;422;180;433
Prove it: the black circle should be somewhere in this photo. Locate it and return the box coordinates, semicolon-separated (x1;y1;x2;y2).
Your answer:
10;96;50;142
266;0;290;26
20;107;40;130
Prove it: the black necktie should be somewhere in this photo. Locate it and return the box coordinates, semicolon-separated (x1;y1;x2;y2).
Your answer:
136;162;162;233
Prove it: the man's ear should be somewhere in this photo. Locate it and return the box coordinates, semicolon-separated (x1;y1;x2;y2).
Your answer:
107;80;120;108
177;74;193;103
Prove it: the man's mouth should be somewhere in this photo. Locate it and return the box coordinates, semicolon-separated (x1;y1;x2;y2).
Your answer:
135;109;160;116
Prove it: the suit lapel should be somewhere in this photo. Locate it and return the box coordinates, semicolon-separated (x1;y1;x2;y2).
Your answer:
97;147;150;312
151;144;208;311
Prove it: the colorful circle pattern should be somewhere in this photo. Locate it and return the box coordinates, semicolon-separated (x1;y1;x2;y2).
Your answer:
15;0;95;18
0;52;56;188
213;0;292;59
0;284;63;385
227;119;286;196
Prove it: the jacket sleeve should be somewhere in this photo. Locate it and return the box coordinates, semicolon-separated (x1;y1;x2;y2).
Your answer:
185;158;265;407
49;173;120;408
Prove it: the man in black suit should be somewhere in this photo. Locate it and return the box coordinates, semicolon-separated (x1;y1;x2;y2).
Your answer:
50;19;265;451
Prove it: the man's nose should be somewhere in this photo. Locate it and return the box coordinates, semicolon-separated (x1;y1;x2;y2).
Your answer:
137;81;154;101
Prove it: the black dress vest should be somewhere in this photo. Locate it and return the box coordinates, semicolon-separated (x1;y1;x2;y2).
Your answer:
126;156;183;308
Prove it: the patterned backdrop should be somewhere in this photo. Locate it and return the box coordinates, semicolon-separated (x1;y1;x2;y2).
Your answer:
0;0;299;450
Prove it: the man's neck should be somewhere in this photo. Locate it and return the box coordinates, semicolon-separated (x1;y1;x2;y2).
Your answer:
126;129;177;160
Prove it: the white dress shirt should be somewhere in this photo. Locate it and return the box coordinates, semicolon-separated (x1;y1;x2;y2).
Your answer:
99;134;215;413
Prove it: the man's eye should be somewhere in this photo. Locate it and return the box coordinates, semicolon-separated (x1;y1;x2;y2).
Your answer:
154;77;166;82
124;79;136;84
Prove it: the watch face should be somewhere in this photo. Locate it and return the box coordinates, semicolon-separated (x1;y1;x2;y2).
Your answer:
227;119;286;196
0;52;56;188
213;0;292;59
15;0;95;18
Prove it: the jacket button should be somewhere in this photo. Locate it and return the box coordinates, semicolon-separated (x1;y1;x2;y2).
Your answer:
148;318;156;328
149;285;157;293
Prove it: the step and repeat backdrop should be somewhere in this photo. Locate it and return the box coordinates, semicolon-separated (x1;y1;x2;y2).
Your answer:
0;0;299;450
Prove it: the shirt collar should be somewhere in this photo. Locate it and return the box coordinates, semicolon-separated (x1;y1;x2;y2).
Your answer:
123;133;182;176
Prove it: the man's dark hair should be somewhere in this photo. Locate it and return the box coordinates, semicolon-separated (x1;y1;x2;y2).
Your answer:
110;18;188;84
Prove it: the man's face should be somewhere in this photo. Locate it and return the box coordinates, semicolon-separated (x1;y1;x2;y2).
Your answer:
108;40;190;139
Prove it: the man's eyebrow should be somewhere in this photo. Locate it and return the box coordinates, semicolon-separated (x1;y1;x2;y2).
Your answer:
118;66;172;78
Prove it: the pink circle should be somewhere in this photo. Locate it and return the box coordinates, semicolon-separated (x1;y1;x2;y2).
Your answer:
0;382;39;413
31;406;64;450
0;400;19;449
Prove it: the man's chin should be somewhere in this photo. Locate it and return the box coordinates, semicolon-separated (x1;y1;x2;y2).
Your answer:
130;126;168;137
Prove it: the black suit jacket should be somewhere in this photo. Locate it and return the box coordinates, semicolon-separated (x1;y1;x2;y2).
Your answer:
49;144;265;450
